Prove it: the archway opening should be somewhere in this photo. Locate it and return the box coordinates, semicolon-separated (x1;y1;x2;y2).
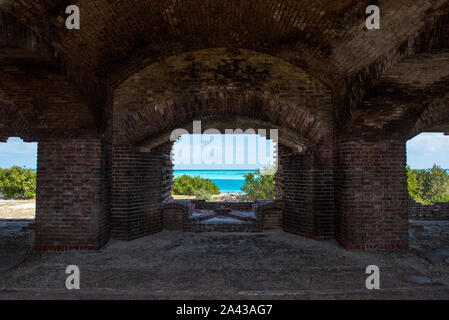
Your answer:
0;137;36;218
171;133;277;202
406;132;449;222
110;47;333;240
0;137;36;261
407;132;449;204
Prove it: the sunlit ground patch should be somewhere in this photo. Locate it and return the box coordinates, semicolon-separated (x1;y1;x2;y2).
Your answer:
0;200;35;219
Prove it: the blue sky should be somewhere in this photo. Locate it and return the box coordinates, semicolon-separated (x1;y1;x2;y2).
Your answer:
173;134;276;170
406;133;449;169
0;137;37;169
0;133;447;170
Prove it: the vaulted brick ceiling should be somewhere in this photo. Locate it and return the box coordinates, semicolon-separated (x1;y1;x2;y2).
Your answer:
350;50;449;137
113;48;333;148
0;0;448;140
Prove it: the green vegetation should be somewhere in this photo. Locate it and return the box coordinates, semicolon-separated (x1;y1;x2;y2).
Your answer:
2;162;444;205
194;189;213;201
407;165;449;204
172;175;220;196
0;166;37;199
239;165;276;201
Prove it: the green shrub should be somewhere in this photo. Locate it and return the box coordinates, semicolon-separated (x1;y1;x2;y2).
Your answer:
0;166;36;199
261;164;276;176
240;165;275;201
407;164;449;204
194;189;213;201
172;175;220;196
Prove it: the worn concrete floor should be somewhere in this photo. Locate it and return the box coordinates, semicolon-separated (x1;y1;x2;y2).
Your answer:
0;220;449;299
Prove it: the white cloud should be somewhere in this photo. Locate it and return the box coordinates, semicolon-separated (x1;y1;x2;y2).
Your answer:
407;133;449;169
0;137;37;169
0;137;37;154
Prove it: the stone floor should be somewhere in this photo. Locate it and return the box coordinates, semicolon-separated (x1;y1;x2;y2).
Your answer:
187;209;259;232
0;220;448;299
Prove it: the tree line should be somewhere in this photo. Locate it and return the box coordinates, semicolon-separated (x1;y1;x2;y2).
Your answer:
1;164;448;204
407;165;449;204
0;166;36;199
173;164;449;204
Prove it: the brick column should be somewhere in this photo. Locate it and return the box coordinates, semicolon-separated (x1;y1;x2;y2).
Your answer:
279;149;334;240
35;138;106;250
110;144;164;240
336;137;409;249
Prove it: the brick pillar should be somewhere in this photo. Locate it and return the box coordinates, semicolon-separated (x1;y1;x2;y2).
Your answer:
336;137;409;249
279;148;334;240
110;144;164;240
35;138;106;250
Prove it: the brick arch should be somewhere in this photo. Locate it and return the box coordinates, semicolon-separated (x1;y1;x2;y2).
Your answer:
116;91;329;147
47;0;354;87
137;115;309;154
332;2;449;128
109;48;335;241
0;10;53;61
411;92;449;136
0;64;98;140
3;1;448;84
344;50;449;139
0;9;102;139
0;7;107;126
75;0;449;91
0;88;30;141
113;48;333;147
8;1;447;251
2;0;448;133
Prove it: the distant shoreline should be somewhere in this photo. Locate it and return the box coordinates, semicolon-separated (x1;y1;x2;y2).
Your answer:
173;169;255;193
173;193;243;201
174;169;259;171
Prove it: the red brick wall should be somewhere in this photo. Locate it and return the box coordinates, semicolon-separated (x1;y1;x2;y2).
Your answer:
161;203;191;230
255;200;284;230
0;58;97;141
110;144;164;240
280;153;314;237
35;138;104;251
409;197;449;221
2;1;449;253
99;138;112;247
335;137;409;249
33;135;412;250
279;146;335;240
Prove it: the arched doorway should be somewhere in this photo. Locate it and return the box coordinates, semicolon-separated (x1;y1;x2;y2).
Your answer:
109;48;335;241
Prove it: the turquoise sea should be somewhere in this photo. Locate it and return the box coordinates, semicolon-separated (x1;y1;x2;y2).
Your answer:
174;170;256;193
174;169;449;194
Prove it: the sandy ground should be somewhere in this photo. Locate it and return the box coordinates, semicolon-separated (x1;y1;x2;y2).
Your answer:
0;200;35;219
0;197;247;219
0;219;448;299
